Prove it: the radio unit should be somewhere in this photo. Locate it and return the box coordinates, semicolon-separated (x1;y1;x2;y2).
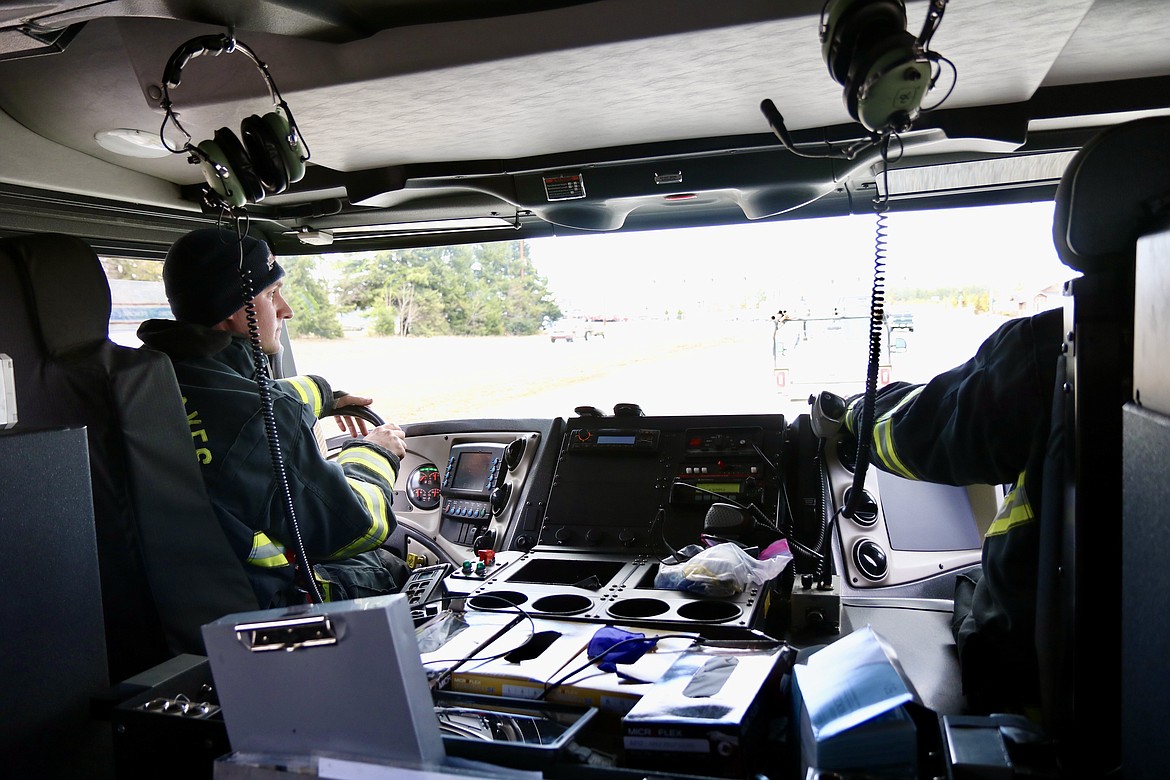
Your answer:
538;416;785;551
670;469;765;506
565;428;660;452
442;443;507;523
670;428;768;505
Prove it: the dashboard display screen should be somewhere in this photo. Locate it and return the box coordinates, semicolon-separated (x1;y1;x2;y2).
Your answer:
451;451;492;491
596;434;636;445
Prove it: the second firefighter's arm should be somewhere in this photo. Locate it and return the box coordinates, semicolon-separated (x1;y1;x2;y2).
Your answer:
842;310;1063;487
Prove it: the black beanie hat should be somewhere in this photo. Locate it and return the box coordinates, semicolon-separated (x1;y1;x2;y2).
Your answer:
163;228;285;327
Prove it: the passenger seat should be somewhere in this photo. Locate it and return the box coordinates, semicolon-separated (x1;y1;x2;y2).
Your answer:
0;233;257;682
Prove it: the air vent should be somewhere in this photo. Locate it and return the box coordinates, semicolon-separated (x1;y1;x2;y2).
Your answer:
842;487;879;526
853;539;889;581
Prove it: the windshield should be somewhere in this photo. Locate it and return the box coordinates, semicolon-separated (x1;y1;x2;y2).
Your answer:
104;201;1073;424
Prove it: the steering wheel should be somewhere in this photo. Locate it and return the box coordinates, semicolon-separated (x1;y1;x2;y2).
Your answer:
327;404;386;428
322;405;387;446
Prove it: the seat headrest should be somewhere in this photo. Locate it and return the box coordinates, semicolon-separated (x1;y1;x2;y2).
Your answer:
0;234;111;356
1053;116;1170;273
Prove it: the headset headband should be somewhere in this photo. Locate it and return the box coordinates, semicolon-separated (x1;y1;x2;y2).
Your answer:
159;33;306;161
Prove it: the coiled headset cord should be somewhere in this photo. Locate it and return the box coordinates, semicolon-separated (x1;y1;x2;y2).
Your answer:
842;135;893;520
236;235;324;604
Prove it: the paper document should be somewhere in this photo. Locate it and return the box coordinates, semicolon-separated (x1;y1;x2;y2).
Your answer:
793;624;917;740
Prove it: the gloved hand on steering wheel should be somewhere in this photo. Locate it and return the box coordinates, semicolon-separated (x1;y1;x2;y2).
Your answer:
328;392;407;459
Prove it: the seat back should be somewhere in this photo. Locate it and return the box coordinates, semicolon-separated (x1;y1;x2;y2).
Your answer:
1042;115;1170;775
0;233;257;682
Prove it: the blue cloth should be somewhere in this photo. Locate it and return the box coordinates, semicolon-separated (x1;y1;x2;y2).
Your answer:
588;626;657;672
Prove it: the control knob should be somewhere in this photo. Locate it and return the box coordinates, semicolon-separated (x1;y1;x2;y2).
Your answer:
554;527;572;544
585;528;604;545
618;530;638;547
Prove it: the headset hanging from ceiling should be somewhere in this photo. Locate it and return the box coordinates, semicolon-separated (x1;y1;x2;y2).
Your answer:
158;33;311;211
759;0;951;162
819;0;950;134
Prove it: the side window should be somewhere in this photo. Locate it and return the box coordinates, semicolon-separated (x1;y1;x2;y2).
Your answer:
99;257;171;347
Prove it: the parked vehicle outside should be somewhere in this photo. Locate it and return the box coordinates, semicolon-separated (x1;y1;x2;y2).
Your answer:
888;312;915;331
547;318;605;342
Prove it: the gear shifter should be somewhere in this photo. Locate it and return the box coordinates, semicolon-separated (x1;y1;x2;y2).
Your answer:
809;391;846;439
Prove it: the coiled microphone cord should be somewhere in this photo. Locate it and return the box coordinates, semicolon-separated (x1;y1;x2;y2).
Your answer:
843;134;892;519
237;241;324;604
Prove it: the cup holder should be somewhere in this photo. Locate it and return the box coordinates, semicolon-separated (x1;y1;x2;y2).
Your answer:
468;591;529;610
676;600;742;623
607;598;670;619
532;593;593;615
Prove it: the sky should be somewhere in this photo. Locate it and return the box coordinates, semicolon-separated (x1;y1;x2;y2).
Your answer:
527;201;1075;318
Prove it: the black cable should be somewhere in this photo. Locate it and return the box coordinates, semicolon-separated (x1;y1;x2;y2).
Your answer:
749;441;778;475
773;454;827;564
813;438;831;580
671;479;780;533
842;136;892;521
760;99;880;161
419;595;537;671
777;473;795;537
787;535;827;564
228;222;324;603
538;632;698;700
756;484;824;563
678;478;822;562
812;439;852;580
648;506;694;565
921;53;958;112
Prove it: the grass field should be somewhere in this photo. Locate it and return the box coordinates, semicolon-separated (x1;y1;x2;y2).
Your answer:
289;308;1011;425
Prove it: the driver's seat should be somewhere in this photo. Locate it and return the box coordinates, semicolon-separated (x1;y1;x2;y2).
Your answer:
0;233;257;682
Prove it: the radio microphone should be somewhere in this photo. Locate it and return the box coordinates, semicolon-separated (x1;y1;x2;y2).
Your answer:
704;502;756;533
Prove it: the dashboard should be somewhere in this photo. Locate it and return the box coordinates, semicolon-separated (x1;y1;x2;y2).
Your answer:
385;411;994;612
388;419;559;569
822;434;992;593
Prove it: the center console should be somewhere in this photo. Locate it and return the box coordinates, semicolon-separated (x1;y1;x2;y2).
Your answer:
463;414;788;632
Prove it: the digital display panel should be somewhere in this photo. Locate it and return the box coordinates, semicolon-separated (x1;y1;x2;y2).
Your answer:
596;434;637;445
451;451;492;491
698;482;742;494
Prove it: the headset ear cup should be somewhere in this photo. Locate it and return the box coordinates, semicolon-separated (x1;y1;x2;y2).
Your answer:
823;0;907;86
845;31;929;131
262;112;306;183
212;127;265;204
844;33;902;123
240;114;290;195
194;139;246;209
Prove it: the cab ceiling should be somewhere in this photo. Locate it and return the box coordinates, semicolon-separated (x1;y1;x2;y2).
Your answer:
0;0;1169;251
1;0;1119;177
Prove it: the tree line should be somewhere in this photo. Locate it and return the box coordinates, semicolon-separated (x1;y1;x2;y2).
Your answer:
103;240;563;339
321;240;561;339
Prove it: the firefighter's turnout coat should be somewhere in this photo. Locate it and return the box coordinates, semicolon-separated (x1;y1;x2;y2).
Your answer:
139;319;403;608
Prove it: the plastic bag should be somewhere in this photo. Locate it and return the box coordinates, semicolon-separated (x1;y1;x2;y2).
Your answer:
654;541;792;598
416;610;470;654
